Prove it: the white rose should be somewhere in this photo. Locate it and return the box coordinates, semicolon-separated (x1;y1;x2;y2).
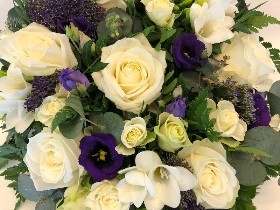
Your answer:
92;34;166;114
190;2;234;53
35;96;66;127
141;0;175;27
84;180;130;210
270;114;280;132
0;23;77;76
215;33;277;92
24;128;80;191
208;99;247;141
96;0;127;11
178;139;240;209
154;112;191;152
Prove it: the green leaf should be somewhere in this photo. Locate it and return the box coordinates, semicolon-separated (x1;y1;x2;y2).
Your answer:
177;71;203;92
65;97;85;118
155;28;176;50
267;80;280;115
88;62;108;73
88;112;106;133
231;185;257;210
18;174;53;202
35;198;56;210
0;162;27;181
219;137;240;148
51;107;76;132
0;157;8;169
229;145;271;157
260;39;280;72
104;112;124;144
82;40;94;67
59;115;84;139
143;25;156;37
162;78;177;95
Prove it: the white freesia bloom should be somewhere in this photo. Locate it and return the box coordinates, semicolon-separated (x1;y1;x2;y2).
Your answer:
35;96;66;127
178;139;240;209
92;34;166;114
0;23;77;76
208;99;247;141
141;0;175;27
216;33;277;92
117;151;197;210
24;128;80;191
270;114;280;132
208;0;238;17
190;2;234;53
154;112;191;152
0;64;33;133
96;0;127;11
84;180;130;210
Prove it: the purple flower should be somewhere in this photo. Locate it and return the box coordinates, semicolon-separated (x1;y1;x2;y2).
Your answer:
165;97;187;118
57;16;90;35
79;134;124;182
172;34;207;70
59;68;90;91
249;93;271;128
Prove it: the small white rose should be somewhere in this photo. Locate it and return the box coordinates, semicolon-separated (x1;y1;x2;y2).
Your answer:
24;128;80;191
0;23;77;76
270;114;280;132
85;180;130;210
96;0;127;11
141;0;175;27
92;34;166;114
208;99;247;141
154;112;191;152
178;139;240;209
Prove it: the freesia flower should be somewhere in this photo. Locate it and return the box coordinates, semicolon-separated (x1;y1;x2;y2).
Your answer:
59;68;90;91
270;114;280;131
165;97;187;118
79;134;124;182
117;151;197;210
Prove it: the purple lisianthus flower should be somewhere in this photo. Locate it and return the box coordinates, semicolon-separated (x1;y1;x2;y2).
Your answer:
59;68;90;91
57;16;90;35
79;134;124;182
172;33;207;70
249;93;271;128
165;97;187;118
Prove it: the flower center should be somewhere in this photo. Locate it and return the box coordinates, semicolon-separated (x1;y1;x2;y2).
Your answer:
90;143;112;168
92;149;108;162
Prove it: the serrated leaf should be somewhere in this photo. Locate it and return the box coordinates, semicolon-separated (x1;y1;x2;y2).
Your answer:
65;97;85;118
35;198;56;210
0;157;8;169
104;112;124;144
59;115;84;139
51;107;76;132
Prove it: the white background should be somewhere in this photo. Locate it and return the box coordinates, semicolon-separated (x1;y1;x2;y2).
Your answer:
0;0;280;210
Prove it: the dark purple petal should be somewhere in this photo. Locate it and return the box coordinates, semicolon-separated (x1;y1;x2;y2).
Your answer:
72;16;90;34
165;97;187;118
59;68;90;91
172;34;208;70
79;134;124;182
56;19;70;34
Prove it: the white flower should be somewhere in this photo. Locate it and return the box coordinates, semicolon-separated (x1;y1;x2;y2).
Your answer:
215;33;277;92
84;180;130;210
92;34;166;114
96;0;127;11
270;114;280;132
0;64;33;133
178;139;240;209
117;151;196;210
0;23;77;76
24;128;80;191
141;0;175;27
208;0;238;17
208;99;247;141
35;96;66;127
190;2;234;53
154;112;191;152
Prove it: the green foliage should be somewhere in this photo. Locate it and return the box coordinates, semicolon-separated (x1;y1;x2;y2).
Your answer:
35;198;56;210
186;88;220;141
51;107;76;132
261;39;280;73
228;145;271;158
231;185;257;210
0;58;10;71
7;0;30;31
155;28;176;51
267;81;280;115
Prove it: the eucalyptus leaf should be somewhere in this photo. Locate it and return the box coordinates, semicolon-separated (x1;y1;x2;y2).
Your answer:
18;174;53;202
59;115;84;139
35;198;56;210
267;80;280;115
104;112;124;144
88;112;106;133
65;97;85;118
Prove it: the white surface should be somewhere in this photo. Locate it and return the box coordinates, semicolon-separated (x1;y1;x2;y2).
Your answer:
0;0;280;210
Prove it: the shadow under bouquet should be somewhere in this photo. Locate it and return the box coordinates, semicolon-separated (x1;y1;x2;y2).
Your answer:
0;0;280;210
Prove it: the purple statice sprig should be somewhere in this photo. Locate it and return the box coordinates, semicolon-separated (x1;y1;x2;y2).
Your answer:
59;68;90;91
24;71;60;112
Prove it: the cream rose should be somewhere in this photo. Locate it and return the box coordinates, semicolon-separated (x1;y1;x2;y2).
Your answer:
0;23;77;76
270;114;280;132
92;34;166;114
208;99;247;141
215;33;277;92
154;112;191;152
141;0;175;27
84;180;130;210
24;128;80;191
96;0;127;11
178;139;240;209
35;96;66;127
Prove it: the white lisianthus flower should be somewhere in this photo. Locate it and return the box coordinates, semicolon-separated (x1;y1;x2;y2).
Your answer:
190;2;235;53
141;0;175;27
215;33;277;92
117;151;197;210
270;114;280;132
92;34;166;114
0;23;77;76
207;99;247;141
24;128;80;191
178;139;240;209
35;96;66;127
154;112;191;152
96;0;127;11
84;180;130;210
116;117;155;155
0;64;34;133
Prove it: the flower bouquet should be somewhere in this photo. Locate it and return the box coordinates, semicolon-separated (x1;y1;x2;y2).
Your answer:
0;0;280;209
